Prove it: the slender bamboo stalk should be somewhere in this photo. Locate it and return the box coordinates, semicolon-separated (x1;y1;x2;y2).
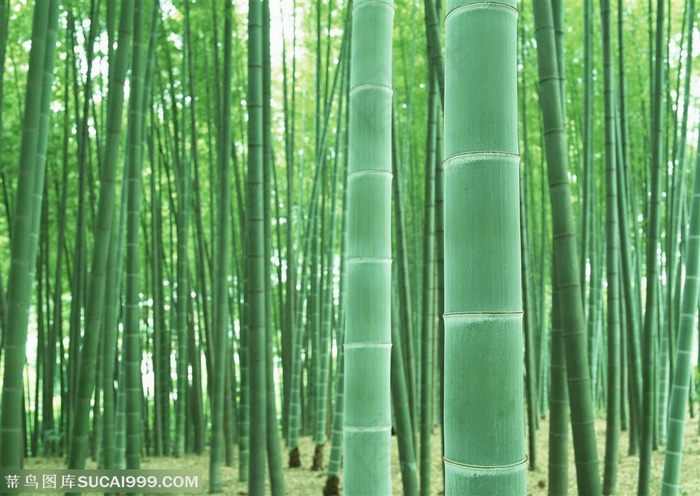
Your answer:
0;0;56;470
324;108;349;495
424;0;444;107
68;0;133;471
532;0;602;492
261;2;285;493
29;0;60;460
600;1;620;491
638;0;666;493
0;0;7;237
580;0;594;301
280;0;296;444
519;22;539;470
549;261;569;496
65;5;99;435
434;85;446;488
210;0;233;489
393;125;417;435
616;0;643;456
419;52;438;496
660;132;700;496
123;0;147;470
391;285;419;496
247;0;267;492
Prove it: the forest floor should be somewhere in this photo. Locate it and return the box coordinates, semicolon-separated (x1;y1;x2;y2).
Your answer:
23;413;700;495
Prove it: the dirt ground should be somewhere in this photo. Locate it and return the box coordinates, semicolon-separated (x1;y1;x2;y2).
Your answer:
24;413;700;495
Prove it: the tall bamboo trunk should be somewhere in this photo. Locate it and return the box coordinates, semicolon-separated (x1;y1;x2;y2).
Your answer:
443;1;526;493
660;130;700;496
600;0;620;491
342;1;394;493
123;0;147;471
532;0;602;493
0;0;57;469
247;0;268;492
638;0;666;493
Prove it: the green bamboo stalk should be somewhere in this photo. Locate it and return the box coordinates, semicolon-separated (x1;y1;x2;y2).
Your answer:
101;163;129;471
26;1;58;296
66;6;99;434
315;26;349;474
659;288;671;446
532;0;602;492
123;0;148;470
280;0;296;443
224;337;236;467
616;114;642;456
616;0;643;455
638;0;666;492
600;1;620;491
580;0;594;300
148;136;168;458
191;160;212;399
393;124;417;435
653;283;662;451
314;0;322;161
663;0;696;448
443;1;526;493
0;0;55;470
28;0;59;461
226;87;243;469
45;81;70;458
663;8;688;411
287;108;326;468
138;0;158;458
114;353;126;469
549;261;569;496
324;337;345;496
520;164;539;469
519;22;539;469
396;15;418;432
0;3;7;314
537;163;550;420
238;242;250;481
188;309;205;455
619;282;629;435
324;67;350;496
391;284;419;496
343;1;394;493
307;19;352;458
210;0;233;490
424;0;444;107
671;0;695;180
660;133;700;496
590;235;605;414
173;0;195;461
247;0;267;492
434;89;446;481
261;2;285;493
0;0;7;230
33;184;47;459
29;3;59;458
308;182;322;444
419;57;438;496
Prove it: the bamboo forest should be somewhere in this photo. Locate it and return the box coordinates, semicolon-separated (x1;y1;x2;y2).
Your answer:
1;0;700;494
